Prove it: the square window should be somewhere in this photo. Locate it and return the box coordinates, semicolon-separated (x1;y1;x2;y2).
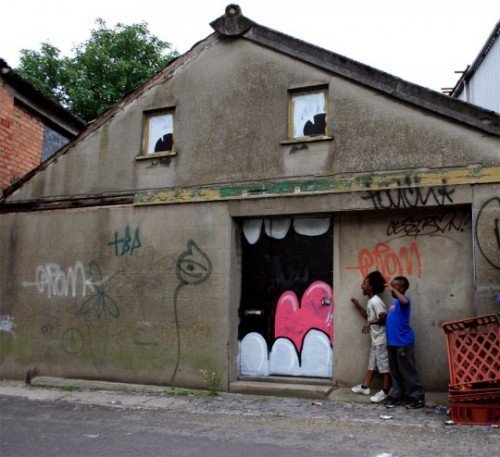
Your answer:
289;89;327;139
142;110;175;156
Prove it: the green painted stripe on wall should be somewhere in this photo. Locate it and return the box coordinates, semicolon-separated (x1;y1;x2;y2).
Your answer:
134;165;500;206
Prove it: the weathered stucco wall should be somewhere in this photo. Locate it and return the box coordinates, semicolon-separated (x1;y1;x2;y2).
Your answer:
7;39;500;202
335;206;473;390
473;184;500;316
0;204;231;389
2;183;498;390
1;34;499;393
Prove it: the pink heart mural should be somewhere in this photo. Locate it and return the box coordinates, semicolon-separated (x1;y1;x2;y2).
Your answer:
274;281;334;352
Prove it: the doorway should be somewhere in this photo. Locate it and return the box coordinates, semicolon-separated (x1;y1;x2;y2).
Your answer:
238;216;334;378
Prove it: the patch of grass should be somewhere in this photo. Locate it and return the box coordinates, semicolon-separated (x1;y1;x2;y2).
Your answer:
164;387;190;397
62;385;80;392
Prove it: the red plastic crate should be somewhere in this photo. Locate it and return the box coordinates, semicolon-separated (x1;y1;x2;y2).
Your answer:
449;388;499;403
449;402;500;426
442;314;499;389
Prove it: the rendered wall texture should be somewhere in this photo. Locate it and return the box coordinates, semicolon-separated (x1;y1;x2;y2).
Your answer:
1;37;499;392
8;39;500;202
0;204;231;389
1;183;498;391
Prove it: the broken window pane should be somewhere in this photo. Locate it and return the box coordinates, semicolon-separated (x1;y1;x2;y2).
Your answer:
145;111;174;154
291;91;326;138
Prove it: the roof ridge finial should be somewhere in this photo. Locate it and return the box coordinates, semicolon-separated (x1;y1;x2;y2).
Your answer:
210;4;254;36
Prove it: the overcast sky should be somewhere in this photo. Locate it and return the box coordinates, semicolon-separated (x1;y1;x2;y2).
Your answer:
1;0;498;93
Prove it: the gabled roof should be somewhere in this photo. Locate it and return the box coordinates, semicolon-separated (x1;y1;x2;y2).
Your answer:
2;5;499;202
0;58;86;135
233;11;500;136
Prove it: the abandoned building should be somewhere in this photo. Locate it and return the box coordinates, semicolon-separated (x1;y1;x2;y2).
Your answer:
0;5;499;397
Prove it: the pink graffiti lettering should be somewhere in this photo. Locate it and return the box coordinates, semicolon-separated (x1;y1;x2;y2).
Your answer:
346;242;423;279
274;281;334;352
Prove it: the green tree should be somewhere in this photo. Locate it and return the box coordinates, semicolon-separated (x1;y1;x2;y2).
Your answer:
17;19;178;122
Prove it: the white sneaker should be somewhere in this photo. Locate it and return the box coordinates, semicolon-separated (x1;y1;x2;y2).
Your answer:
370;389;389;403
351;384;371;395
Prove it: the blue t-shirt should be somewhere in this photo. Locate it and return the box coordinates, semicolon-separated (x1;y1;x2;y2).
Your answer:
386;296;415;346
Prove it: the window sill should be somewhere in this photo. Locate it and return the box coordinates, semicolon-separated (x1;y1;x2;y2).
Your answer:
135;151;177;161
280;135;333;146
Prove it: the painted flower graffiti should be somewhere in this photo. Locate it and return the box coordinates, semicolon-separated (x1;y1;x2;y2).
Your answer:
77;261;124;369
170;240;212;386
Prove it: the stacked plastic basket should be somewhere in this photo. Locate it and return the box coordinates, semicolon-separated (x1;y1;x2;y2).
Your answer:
442;314;499;425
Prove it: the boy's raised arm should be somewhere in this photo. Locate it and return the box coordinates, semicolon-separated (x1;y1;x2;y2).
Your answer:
351;298;367;319
385;283;409;304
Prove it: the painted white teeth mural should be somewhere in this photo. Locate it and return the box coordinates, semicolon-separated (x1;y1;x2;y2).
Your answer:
264;219;291;239
240;280;334;378
240;329;333;378
242;217;331;244
242;219;263;245
239;332;269;376
240;217;334;379
293;217;330;236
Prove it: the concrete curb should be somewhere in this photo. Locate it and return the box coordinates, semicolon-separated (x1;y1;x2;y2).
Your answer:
0;378;466;430
29;376;448;406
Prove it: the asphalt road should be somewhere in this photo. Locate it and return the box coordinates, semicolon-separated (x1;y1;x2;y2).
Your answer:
1;394;499;457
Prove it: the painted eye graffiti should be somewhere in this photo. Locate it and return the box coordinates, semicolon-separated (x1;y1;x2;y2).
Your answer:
175;240;212;285
178;259;209;281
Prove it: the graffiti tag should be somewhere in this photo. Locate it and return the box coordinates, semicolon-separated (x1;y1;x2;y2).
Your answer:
41;313;59;335
108;226;142;256
362;186;455;209
61;328;84;355
386;210;470;238
346;242;423;279
0;315;15;338
495;218;500;249
475;197;500;270
77;261;125;370
22;262;95;299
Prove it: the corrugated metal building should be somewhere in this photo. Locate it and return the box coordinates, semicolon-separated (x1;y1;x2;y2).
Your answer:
451;21;500;113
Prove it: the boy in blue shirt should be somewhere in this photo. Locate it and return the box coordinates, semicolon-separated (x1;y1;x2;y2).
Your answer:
385;276;425;409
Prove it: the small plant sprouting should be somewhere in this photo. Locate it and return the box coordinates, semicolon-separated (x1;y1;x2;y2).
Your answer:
62;385;80;392
200;364;221;396
164;387;190;397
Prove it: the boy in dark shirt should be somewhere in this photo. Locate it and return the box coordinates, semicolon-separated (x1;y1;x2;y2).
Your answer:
385;276;425;409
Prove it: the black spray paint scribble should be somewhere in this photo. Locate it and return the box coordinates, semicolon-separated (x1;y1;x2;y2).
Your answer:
170;241;212;387
362;186;455;210
77;261;125;369
495;218;500;249
386;210;470;238
475;197;500;270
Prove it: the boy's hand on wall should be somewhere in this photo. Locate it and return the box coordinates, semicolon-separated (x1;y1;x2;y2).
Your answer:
351;298;360;307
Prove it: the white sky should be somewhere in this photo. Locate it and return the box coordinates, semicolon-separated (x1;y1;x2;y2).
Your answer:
1;0;498;92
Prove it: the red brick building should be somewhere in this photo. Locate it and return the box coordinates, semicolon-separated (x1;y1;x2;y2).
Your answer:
0;59;85;190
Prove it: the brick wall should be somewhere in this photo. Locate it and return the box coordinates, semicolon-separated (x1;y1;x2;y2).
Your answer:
0;83;44;189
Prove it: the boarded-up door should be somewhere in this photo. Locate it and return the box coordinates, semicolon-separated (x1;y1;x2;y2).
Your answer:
238;216;334;378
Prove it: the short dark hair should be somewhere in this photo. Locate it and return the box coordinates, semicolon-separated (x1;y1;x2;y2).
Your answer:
366;270;386;294
393;276;410;292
